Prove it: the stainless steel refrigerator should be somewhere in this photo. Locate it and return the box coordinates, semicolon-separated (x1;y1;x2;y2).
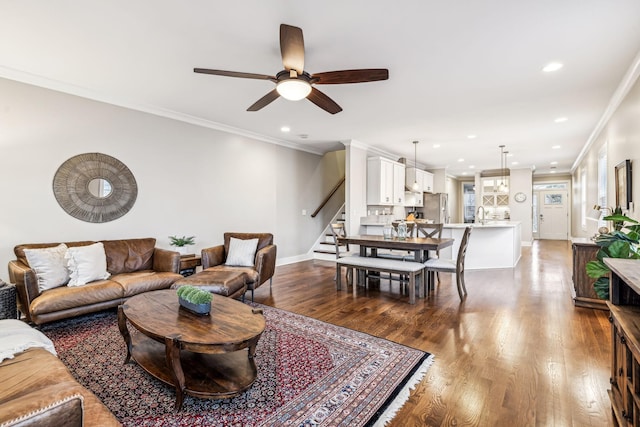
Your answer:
423;193;450;224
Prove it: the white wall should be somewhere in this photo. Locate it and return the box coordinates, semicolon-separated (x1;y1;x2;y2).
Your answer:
0;78;332;280
509;168;533;244
572;72;640;236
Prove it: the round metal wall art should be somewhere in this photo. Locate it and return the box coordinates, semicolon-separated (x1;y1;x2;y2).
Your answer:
53;153;138;223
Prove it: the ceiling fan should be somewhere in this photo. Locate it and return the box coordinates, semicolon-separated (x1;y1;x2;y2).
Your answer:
194;24;389;114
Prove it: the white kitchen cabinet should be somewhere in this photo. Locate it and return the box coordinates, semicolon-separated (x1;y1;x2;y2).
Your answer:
393;162;405;205
404;191;424;207
423;171;434;193
405;168;434;194
367;157;405;206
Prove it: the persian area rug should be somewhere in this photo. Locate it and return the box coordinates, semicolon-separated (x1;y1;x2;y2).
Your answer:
41;305;433;427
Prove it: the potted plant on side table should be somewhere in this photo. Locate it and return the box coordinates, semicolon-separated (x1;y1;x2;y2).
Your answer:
169;235;195;256
586;210;640;300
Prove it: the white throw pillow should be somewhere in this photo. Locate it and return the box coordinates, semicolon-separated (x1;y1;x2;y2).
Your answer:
24;243;70;292
225;238;259;267
65;242;110;287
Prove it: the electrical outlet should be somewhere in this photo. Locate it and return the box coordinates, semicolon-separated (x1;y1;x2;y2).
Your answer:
301;209;307;216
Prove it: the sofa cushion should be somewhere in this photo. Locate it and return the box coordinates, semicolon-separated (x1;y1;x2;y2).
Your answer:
111;271;183;297
102;238;155;275
29;280;124;316
65;243;110;287
23;244;70;292
204;266;259;284
225;237;258;267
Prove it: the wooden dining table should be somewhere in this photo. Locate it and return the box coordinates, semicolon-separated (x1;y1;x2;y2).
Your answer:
338;234;455;262
338;234;455;297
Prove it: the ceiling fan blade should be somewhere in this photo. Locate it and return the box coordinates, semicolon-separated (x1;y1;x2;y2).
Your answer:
307;88;342;114
311;69;389;85
194;68;276;82
247;89;280;111
280;24;304;75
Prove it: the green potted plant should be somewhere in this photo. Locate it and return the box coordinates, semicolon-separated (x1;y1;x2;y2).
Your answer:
586;210;640;299
169;235;195;255
176;285;212;315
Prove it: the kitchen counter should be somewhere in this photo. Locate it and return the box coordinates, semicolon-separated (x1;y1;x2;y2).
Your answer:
441;222;521;269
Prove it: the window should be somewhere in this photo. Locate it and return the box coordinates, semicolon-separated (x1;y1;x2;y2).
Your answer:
597;145;607;226
581;169;587;230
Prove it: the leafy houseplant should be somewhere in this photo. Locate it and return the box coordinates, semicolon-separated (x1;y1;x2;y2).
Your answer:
169;235;195;255
176;285;212;315
586;211;640;299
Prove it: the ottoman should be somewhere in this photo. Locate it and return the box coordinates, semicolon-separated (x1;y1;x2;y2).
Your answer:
171;270;247;300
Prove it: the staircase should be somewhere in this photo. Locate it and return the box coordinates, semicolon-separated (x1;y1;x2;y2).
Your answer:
313;209;346;261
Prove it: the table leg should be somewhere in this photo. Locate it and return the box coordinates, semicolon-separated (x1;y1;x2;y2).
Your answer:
117;305;132;365
165;334;186;411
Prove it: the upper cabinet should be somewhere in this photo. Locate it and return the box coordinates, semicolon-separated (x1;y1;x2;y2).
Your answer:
481;177;509;207
405;168;434;193
367;157;405;206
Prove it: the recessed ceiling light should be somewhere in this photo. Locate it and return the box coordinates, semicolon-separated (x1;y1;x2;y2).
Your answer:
458;158;464;162
433;144;440;148
552;145;561;149
507;153;513;157
543;62;563;72
469;165;475;169
467;134;477;139
511;161;519;165
280;126;290;132
461;171;468;175
550;170;557;173
550;161;558;165
554;117;568;123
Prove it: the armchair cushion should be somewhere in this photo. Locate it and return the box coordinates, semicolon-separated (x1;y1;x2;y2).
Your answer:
225;238;259;267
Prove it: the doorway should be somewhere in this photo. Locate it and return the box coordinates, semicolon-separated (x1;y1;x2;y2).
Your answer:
535;190;569;240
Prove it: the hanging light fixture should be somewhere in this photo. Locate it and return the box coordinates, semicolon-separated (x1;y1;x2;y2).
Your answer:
412;141;420;193
498;145;509;193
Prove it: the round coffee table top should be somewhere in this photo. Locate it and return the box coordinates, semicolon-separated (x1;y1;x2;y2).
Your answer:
122;289;265;348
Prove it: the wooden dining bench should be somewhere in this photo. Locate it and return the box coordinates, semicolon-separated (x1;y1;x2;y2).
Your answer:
335;256;426;304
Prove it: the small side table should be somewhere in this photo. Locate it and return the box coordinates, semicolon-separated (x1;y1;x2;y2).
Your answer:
0;281;18;320
179;255;202;277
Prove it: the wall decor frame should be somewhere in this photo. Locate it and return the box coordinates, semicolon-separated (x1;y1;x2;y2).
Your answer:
53;153;138;223
614;159;632;210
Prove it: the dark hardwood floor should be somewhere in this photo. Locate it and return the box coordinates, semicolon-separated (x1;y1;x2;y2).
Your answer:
252;240;612;426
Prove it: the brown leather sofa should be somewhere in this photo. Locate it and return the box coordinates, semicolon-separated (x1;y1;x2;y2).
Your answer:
201;232;277;301
0;347;120;426
8;238;183;325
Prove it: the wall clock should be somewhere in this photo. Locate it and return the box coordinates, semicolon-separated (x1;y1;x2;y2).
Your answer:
514;192;527;203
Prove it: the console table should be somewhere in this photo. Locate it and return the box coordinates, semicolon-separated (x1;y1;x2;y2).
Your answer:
605;258;640;425
572;240;607;309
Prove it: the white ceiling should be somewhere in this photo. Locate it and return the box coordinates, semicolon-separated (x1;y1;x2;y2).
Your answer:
2;1;640;177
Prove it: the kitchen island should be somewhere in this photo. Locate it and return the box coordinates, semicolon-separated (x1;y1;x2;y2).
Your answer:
441;222;522;269
359;220;521;269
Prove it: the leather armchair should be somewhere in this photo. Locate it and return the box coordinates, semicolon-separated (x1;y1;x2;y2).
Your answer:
201;232;277;300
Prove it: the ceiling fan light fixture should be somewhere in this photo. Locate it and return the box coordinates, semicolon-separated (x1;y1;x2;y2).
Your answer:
276;79;311;101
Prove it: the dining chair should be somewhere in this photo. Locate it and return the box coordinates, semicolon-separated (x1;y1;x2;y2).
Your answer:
423;226;472;300
329;223;358;284
413;223;443;263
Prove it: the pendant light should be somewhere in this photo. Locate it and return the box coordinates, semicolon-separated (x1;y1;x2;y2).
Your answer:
412;141;420;193
498;145;508;193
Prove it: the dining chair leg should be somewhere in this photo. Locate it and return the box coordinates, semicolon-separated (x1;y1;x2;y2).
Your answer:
455;274;465;300
460;271;468;296
336;264;342;290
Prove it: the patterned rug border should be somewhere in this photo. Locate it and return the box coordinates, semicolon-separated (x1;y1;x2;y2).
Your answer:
41;304;433;426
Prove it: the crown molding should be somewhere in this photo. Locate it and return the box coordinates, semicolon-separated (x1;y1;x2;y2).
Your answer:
0;66;325;156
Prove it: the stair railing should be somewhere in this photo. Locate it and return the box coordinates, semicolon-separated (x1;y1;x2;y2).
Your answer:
310;176;345;218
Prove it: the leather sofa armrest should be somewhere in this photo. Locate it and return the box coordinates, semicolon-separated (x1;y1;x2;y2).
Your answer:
152;248;180;273
7;260;39;323
201;245;225;269
255;244;277;286
0;389;84;427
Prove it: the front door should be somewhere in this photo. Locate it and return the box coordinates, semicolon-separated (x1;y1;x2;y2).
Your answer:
537;190;568;240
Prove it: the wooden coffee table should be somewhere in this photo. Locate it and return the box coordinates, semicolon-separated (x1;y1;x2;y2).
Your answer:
117;289;265;410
